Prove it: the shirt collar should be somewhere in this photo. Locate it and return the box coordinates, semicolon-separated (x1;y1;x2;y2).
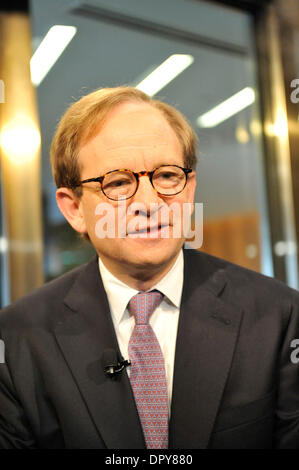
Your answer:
98;249;184;325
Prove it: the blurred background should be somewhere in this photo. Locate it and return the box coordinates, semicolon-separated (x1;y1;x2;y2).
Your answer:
0;0;299;306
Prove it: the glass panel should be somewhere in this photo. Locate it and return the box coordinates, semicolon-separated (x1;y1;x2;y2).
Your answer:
30;0;272;280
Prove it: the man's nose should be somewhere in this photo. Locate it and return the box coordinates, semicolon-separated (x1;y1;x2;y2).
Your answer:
130;174;164;214
135;175;162;200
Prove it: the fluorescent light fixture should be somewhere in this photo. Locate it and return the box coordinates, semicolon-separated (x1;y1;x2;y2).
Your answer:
30;25;77;86
197;87;255;128
135;54;194;97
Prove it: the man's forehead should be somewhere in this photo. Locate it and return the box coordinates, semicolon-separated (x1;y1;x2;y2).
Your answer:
81;102;180;154
98;133;171;151
99;103;175;145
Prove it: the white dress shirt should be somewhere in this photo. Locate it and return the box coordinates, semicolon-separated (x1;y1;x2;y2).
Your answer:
98;250;184;414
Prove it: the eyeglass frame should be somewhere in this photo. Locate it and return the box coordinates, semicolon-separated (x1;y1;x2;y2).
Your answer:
73;164;193;201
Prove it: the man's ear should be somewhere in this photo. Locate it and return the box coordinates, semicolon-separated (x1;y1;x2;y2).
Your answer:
56;187;87;234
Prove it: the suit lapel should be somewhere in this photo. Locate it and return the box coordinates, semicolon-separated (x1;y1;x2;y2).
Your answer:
169;250;244;449
53;256;145;449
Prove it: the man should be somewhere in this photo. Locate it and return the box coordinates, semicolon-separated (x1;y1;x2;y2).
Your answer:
0;86;298;449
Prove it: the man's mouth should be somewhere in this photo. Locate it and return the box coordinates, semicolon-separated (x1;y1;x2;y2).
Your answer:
127;224;170;236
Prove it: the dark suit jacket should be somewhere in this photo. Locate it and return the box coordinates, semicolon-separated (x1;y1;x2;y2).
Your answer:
0;249;298;449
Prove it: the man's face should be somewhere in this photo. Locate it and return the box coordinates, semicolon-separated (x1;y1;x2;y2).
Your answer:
77;102;196;275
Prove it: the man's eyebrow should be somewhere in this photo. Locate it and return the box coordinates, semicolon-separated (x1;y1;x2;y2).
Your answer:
97;163;182;175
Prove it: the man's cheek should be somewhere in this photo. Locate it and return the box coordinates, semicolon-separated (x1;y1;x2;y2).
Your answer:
93;200;129;240
94;202;116;239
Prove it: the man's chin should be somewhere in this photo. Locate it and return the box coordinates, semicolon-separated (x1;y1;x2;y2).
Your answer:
123;237;183;266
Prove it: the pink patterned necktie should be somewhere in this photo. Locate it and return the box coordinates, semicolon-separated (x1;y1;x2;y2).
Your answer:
128;290;168;449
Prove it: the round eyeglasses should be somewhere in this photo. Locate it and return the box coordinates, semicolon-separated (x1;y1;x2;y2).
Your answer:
74;165;193;201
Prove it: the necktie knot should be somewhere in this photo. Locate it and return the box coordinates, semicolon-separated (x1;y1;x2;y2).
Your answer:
128;290;163;325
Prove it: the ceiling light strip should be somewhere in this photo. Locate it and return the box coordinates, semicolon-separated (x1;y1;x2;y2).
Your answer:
197;87;255;128
30;25;77;87
136;54;194;97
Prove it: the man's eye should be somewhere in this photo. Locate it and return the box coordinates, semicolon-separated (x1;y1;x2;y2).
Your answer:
104;179;132;188
158;172;180;180
159;172;174;178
